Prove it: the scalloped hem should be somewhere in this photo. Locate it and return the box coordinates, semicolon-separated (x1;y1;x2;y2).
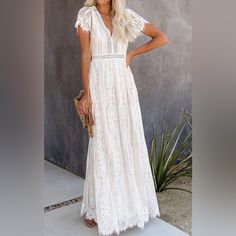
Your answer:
100;213;159;236
81;206;160;236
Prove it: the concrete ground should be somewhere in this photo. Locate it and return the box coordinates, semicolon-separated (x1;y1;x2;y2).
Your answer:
44;161;84;206
44;160;189;236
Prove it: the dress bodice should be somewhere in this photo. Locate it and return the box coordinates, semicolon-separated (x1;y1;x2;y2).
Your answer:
75;6;149;57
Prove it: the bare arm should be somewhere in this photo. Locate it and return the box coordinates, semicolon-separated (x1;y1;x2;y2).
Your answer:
76;27;92;114
127;23;168;65
76;26;92;95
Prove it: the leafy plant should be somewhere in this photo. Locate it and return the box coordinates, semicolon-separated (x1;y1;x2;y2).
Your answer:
149;111;192;193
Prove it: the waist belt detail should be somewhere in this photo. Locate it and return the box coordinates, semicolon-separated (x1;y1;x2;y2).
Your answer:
92;54;126;60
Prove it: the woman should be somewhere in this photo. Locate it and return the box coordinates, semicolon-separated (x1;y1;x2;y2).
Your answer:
75;0;168;235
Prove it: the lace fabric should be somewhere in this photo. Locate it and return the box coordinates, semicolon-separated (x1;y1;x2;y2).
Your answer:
75;6;159;236
127;8;149;32
75;7;92;32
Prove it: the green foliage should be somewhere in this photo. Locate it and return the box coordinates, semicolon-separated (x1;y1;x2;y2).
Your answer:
149;111;192;193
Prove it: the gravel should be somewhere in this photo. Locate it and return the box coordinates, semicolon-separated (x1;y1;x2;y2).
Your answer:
157;177;192;235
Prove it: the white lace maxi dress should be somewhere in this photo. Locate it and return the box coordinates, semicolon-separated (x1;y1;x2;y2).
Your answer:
75;6;160;236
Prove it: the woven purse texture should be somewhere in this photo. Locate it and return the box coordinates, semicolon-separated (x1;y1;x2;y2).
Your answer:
74;90;94;137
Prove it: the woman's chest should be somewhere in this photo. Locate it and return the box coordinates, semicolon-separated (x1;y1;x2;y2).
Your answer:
89;11;128;53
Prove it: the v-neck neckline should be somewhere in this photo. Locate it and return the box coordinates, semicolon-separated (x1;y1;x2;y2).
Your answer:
93;6;113;38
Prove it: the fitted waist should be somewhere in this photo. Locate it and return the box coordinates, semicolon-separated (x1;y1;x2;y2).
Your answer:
92;53;126;60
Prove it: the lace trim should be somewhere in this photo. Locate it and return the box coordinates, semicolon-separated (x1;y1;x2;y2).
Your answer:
81;205;97;221
127;8;148;33
81;204;159;236
131;16;145;32
75;15;90;32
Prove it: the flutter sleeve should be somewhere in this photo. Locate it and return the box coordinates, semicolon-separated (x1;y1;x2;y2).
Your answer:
127;8;149;32
75;7;92;32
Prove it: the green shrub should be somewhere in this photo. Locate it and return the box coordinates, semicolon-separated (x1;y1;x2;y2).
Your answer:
149;111;192;193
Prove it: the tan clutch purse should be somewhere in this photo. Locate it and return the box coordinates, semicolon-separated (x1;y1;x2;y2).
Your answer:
74;90;94;137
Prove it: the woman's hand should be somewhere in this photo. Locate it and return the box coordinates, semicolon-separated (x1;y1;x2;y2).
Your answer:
78;92;92;116
126;53;134;67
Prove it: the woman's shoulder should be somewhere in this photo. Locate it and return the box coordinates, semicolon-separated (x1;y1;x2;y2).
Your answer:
77;5;96;15
125;8;149;23
75;6;96;30
125;8;142;17
125;8;144;20
125;8;136;15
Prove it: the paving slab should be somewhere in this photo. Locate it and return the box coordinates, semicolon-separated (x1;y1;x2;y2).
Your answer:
44;160;84;206
44;202;189;236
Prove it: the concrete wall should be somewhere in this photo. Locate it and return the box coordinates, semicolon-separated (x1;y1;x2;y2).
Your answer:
45;0;192;178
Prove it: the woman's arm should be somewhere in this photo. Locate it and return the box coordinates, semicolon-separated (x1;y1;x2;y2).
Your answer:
76;27;92;115
76;27;91;95
127;23;168;65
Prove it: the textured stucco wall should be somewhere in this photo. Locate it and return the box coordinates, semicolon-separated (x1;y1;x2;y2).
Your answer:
127;0;192;146
45;0;192;178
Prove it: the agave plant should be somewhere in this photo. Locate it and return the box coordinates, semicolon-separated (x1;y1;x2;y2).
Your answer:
149;111;192;193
